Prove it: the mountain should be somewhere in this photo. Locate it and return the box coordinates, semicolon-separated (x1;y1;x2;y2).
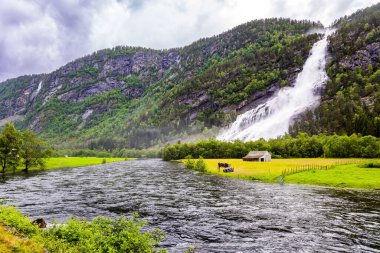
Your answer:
290;3;380;137
1;4;379;150
0;18;322;149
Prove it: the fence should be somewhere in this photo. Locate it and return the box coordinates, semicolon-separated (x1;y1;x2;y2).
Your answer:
281;159;365;177
281;164;329;177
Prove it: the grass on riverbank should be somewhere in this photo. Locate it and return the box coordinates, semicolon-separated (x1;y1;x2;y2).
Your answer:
285;163;380;189
43;157;128;170
193;158;380;189
3;157;129;174
0;225;45;253
0;204;167;253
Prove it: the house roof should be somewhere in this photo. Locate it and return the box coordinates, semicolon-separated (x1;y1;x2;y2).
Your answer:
243;151;269;158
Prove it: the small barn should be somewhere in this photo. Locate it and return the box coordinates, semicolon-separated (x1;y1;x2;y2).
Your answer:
243;151;271;162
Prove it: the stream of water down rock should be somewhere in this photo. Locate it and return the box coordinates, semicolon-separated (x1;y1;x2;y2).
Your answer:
0;160;379;252
218;29;334;141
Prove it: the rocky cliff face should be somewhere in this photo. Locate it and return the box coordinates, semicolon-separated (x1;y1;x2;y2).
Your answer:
0;18;323;148
290;3;380;137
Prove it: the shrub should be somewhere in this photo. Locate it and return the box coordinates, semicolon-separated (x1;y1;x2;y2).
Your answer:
184;155;195;170
195;157;207;173
0;203;167;253
363;162;380;168
184;156;206;173
42;214;167;253
0;203;39;236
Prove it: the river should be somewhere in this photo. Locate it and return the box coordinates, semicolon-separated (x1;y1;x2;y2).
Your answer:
0;160;379;252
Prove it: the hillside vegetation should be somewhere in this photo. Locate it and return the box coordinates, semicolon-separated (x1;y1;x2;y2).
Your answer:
0;19;321;149
291;3;380;136
1;4;380;150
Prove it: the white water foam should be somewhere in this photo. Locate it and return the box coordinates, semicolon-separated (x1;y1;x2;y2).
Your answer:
218;29;334;141
36;81;42;94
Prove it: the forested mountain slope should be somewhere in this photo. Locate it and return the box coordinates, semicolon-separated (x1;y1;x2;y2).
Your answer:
0;18;322;149
291;3;380;137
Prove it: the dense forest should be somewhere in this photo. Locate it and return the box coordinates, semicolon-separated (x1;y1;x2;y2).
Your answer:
162;134;380;161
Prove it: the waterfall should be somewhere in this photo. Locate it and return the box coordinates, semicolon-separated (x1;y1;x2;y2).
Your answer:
217;29;333;141
31;81;43;100
36;81;42;94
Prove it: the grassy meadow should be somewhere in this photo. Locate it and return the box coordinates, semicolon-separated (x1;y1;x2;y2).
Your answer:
195;158;380;190
4;157;129;174
43;157;127;170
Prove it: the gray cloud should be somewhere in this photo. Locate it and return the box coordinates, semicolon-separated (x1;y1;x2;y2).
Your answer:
0;0;377;81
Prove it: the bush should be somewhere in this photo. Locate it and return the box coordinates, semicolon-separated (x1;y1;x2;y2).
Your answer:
363;162;380;168
0;203;39;236
195;157;207;172
184;155;195;170
42;215;166;253
184;156;206;173
0;203;167;253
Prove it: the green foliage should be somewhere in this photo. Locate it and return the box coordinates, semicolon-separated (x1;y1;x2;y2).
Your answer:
0;123;22;173
117;74;144;88
195;157;206;172
362;162;380;168
20;130;52;172
0;18;323;150
0;123;51;173
292;3;380;137
162;134;380;161
184;156;207;172
41;215;166;253
184;155;195;169
0;203;167;253
0;204;39;236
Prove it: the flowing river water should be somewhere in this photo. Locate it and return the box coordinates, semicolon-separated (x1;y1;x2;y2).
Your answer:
0;160;379;252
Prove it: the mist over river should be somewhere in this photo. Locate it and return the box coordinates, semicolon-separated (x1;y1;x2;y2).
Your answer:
1;160;379;252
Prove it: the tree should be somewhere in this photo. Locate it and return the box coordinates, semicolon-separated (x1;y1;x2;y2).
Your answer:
0;123;22;173
20;130;52;172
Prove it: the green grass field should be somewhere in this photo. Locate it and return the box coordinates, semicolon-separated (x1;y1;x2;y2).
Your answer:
195;158;380;190
42;157;127;170
6;157;128;173
285;164;380;189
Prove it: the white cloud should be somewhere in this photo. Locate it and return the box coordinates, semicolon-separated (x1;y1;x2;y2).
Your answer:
0;0;378;81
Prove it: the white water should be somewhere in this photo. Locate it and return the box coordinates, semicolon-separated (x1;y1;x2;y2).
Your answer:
36;81;42;94
218;29;333;141
31;81;43;100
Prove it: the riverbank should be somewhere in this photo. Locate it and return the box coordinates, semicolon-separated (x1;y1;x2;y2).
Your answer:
43;157;129;170
2;157;129;174
186;158;380;190
0;204;166;252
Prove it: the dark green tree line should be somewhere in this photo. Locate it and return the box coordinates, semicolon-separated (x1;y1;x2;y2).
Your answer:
162;133;380;161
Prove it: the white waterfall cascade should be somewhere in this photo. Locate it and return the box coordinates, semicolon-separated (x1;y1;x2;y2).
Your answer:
217;29;333;141
36;81;42;94
31;81;43;100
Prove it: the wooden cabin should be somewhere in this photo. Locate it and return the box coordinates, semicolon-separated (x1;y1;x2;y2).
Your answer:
243;151;271;162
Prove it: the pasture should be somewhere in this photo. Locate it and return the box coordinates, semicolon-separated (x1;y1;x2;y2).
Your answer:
199;158;380;189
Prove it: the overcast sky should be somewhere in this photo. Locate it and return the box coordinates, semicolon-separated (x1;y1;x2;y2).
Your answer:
0;0;377;81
